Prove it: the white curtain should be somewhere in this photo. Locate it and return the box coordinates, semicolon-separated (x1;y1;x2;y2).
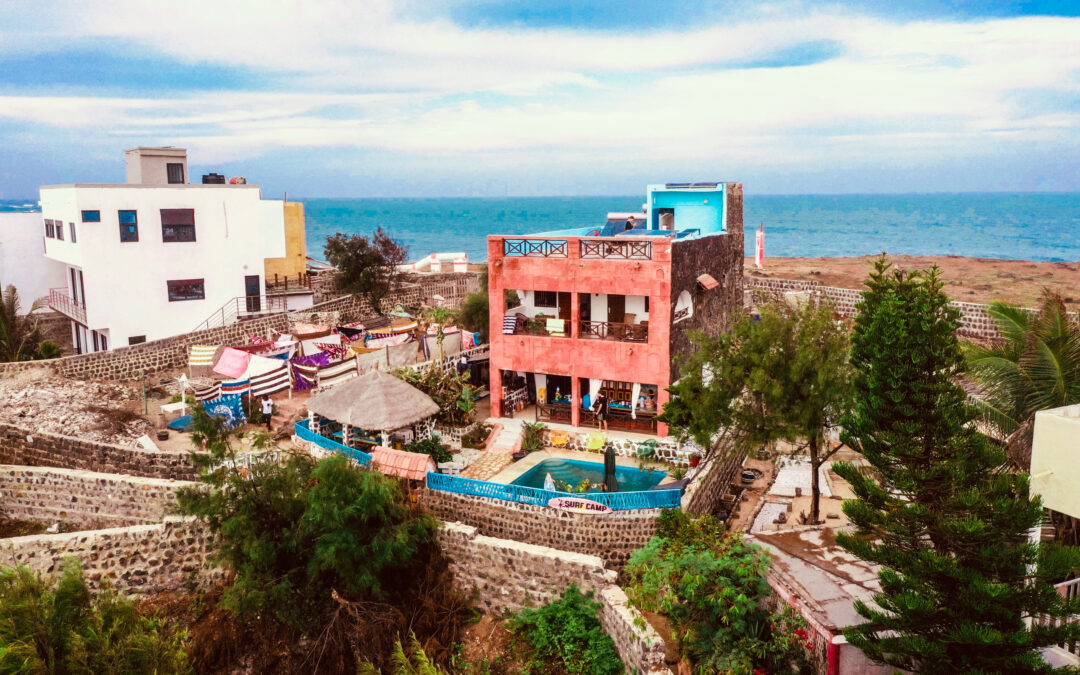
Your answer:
534;374;547;403
588;379;602;410
631;382;641;419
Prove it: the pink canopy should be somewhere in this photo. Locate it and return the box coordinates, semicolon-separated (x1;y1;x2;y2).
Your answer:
213;347;251;379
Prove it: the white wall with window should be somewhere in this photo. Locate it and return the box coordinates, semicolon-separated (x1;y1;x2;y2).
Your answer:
40;184;287;346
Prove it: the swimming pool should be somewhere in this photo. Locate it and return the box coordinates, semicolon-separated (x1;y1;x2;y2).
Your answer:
511;458;666;493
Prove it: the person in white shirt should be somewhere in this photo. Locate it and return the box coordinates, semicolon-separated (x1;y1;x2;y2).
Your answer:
260;395;274;431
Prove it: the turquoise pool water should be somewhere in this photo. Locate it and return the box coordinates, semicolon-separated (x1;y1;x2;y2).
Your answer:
512;458;666;493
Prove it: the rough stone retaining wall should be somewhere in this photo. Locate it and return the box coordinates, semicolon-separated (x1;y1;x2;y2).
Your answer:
0;466;192;530
0;516;221;594
681;441;746;516
0;359;59;378
419;489;660;569
437;522;670;674
0;422;199;481
744;275;1016;341
51;273;479;382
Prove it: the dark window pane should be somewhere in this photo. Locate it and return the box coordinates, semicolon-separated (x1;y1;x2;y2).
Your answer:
44;220;52;238
69;222;76;243
167;278;205;302
55;222;63;240
167;163;185;184
100;333;108;351
161;209;196;242
534;291;558;307
118;210;137;224
128;335;146;345
81;210;100;222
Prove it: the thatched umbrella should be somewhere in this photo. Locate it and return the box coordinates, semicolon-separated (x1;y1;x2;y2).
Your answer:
307;369;439;442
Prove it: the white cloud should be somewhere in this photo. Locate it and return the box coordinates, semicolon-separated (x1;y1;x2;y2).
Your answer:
0;2;1076;188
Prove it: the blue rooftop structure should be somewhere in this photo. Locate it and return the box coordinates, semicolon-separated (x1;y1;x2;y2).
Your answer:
534;182;727;239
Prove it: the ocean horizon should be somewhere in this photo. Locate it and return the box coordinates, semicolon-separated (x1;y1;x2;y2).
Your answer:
4;192;1079;263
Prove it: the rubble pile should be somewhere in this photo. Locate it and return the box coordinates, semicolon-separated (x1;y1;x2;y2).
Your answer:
0;373;153;445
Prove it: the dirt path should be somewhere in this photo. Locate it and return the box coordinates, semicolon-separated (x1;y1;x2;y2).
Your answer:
747;255;1080;309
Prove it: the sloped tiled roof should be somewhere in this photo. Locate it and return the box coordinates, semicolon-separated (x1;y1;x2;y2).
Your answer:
371;447;435;481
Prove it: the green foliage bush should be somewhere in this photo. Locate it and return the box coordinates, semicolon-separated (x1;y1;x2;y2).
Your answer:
458;292;489;344
520;422;546;453
324;228;409;312
0;560;190;674
626;510;813;675
177;408;437;631
508;585;623;675
460;423;492;449
35;340;61;359
407;434;453;464
394;367;485;427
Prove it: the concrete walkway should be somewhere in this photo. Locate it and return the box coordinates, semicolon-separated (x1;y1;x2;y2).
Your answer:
459;416;522;480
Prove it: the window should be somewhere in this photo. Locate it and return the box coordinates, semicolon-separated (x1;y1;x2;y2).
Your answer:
81;210;100;222
166;163;185;184
118;210;138;242
167;278;205;302
160;209;195;242
534;291;558;307
92;331;99;352
128;335;146;345
44;220;54;238
69;222;76;243
55;220;63;241
99;333;108;351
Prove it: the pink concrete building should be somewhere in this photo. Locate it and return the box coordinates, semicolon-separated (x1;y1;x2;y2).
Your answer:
488;182;744;437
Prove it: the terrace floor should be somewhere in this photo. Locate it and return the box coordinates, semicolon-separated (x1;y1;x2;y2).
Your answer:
506;404;662;442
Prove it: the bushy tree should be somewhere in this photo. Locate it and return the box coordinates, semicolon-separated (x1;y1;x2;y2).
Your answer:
509;585;624;675
833;256;1080;673
393;367;484;426
0;560;190;674
660;299;853;523
0;283;46;362
625;511;813;675
324;228;409;313
176;407;437;631
458;291;489;343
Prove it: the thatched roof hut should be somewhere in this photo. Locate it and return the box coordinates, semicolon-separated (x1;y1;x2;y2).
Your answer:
307;369;439;431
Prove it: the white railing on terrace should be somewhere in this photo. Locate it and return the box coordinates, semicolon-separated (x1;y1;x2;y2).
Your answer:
1035;578;1080;656
192;295;288;332
48;288;86;325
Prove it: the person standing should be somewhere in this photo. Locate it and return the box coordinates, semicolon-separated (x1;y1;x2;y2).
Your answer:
593;391;609;432
260;395;274;431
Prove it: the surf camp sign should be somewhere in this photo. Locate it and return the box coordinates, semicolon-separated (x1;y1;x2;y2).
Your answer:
547;496;613;514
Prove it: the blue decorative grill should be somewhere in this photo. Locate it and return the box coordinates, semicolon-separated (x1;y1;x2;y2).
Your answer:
294;419;372;466
425;472;681;511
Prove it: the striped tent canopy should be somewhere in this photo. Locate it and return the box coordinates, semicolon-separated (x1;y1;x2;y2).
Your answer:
194;382;221;402
189;344;219;367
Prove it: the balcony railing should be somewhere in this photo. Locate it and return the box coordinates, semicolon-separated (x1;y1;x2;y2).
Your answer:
503;238;568;258
1035;578;1080;656
48;288;86;325
580;239;652;260
579;320;648;342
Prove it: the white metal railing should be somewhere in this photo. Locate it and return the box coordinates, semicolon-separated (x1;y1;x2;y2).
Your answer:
48;287;86;325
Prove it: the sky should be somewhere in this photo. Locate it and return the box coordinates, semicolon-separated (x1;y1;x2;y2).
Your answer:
0;0;1077;198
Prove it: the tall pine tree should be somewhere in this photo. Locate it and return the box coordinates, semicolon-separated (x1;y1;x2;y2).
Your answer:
833;256;1080;673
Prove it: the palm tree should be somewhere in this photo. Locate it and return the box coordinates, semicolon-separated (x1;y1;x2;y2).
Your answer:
965;290;1080;468
0;283;45;362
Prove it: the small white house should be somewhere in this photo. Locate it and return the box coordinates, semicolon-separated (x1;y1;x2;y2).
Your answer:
40;147;289;352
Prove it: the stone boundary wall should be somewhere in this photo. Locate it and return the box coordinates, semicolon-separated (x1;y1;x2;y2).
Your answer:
0;466;193;530
0;359;60;378
49;273;480;382
419;489;661;569
0;422;199;481
437;522;671;674
0;516;222;594
744;275;1015;341
681;441;746;516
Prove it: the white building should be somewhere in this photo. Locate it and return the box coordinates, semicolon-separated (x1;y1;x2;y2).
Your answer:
0;212;66;311
41;147;289;352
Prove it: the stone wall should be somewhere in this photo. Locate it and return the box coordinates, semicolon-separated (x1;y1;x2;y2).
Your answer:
669;183;745;373
36;311;76;355
419;489;660;568
0;422;199;481
681;440;746;516
0;466;192;530
743;275;1016;341
51;273;480;383
0;358;59;378
0;516;221;594
437;522;671;674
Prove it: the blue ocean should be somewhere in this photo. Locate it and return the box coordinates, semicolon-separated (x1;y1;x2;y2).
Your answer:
4;193;1078;262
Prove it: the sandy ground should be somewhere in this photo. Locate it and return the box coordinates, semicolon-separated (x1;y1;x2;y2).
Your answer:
747;255;1080;309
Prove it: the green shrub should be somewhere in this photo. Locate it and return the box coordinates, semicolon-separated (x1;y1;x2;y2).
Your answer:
177;407;437;631
626;511;813;674
0;560;190;674
459;292;489;344
407;434;454;464
35;341;61;359
509;585;623;675
460;423;492;449
359;633;450;674
394;367;485;427
520;422;545;453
